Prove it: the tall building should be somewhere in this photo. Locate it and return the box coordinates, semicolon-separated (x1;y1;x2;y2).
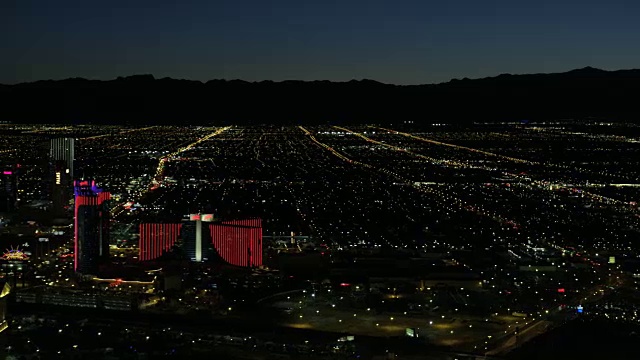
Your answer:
181;215;214;262
51;160;71;216
74;180;111;274
50;138;74;182
0;165;18;213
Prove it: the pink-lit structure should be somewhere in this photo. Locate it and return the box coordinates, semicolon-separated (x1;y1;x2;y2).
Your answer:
138;223;183;261
138;217;262;268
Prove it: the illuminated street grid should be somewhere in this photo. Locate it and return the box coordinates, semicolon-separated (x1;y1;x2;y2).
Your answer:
1;122;639;356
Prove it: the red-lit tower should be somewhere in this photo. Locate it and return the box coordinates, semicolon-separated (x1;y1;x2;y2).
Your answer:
74;180;111;274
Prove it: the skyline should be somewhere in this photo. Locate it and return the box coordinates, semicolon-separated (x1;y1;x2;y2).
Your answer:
2;65;636;86
4;0;640;85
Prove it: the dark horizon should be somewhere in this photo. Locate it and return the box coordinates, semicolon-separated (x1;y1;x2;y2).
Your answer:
0;65;632;86
3;65;640;125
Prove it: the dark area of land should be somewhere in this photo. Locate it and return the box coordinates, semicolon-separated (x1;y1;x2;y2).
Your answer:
2;67;640;125
508;318;640;360
8;303;451;359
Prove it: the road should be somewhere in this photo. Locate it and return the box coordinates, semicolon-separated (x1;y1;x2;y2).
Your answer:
486;319;552;355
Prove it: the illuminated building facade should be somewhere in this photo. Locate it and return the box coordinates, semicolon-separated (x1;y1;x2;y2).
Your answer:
0;247;29;288
51;160;71;216
181;218;213;262
138;216;262;268
74;180;111;274
0;164;18;213
50;137;74;181
211;218;263;267
138;223;183;261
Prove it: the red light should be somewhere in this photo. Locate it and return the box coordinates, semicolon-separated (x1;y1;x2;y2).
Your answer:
210;218;262;268
558;288;565;293
139;223;182;261
340;283;351;287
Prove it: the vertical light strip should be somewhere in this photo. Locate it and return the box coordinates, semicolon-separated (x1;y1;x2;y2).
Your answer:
195;220;202;262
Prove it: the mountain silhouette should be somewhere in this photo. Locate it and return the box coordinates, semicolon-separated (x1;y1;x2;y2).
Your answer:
2;67;640;125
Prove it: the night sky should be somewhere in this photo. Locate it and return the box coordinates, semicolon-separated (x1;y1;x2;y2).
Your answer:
3;0;640;84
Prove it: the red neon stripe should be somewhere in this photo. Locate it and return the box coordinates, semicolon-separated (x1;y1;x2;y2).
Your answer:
146;223;149;261
142;224;146;261
156;224;160;259
146;223;150;261
151;223;154;259
142;223;146;261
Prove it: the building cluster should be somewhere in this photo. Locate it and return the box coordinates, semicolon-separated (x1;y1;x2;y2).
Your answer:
0;122;639;358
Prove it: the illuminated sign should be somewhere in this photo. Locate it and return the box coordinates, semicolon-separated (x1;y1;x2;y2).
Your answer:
557;288;565;293
1;246;29;261
608;256;615;264
187;214;215;221
577;305;583;313
406;328;416;337
2;171;12;175
55;172;61;185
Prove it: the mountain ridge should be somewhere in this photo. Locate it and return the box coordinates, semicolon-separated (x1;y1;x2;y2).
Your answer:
2;67;640;125
3;66;637;86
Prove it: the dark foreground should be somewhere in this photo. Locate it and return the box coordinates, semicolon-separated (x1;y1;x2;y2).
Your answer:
509;318;640;360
